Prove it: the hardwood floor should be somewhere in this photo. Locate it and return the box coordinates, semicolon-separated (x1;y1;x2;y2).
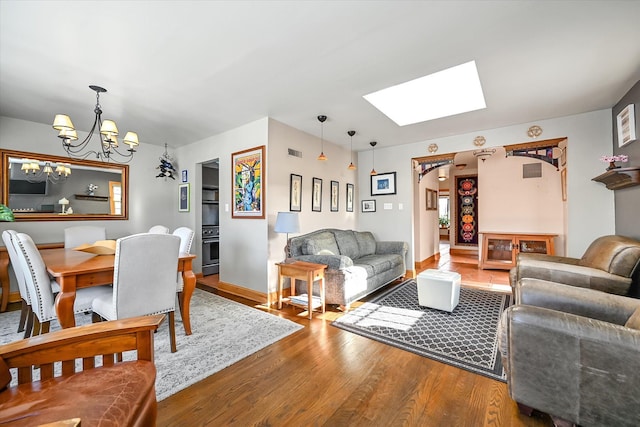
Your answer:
158;245;552;426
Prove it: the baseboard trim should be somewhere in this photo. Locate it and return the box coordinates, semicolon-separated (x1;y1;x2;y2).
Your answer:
215;280;268;304
415;253;439;271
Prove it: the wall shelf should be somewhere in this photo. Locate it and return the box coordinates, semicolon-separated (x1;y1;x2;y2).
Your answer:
592;167;640;190
74;194;109;201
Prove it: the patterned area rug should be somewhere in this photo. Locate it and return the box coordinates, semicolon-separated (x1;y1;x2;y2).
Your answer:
332;279;510;382
0;289;303;400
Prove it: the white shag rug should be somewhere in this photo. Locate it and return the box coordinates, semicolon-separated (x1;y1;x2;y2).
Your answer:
0;289;303;400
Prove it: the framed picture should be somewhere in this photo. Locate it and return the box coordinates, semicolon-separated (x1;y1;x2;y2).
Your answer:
289;174;302;212
346;183;354;212
362;199;376;212
617;104;637;147
312;177;322;212
181;169;188;183
426;188;437;210
330;180;339;212
232;145;265;219
178;183;190;212
561;168;567;201
371;172;396;196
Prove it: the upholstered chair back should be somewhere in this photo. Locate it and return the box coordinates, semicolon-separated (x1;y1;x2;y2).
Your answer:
580;235;640;277
172;227;194;253
64;226;106;248
2;230;31;306
14;233;57;323
110;233;180;319
148;225;170;234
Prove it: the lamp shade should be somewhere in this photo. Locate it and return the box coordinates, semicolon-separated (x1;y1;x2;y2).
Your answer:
274;212;300;234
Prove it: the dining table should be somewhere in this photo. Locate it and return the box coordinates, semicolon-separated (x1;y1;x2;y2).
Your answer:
39;248;197;333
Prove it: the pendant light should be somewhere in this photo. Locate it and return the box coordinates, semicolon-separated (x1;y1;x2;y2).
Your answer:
369;141;378;175
317;115;327;161
347;130;357;170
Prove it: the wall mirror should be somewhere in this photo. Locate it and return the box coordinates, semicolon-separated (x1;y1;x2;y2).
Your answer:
1;149;128;221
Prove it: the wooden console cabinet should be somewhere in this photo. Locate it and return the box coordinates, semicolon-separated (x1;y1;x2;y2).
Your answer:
479;232;556;270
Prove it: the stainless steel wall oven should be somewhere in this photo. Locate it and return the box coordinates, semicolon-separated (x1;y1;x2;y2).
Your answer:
202;225;219;275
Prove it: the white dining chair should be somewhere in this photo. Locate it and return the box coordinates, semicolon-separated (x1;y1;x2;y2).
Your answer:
13;232;112;336
172;227;195;320
64;226;107;248
148;225;170;234
92;233;181;352
2;230;33;336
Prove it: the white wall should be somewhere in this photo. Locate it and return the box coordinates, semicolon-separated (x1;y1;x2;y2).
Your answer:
357;110;615;262
477;146;565;255
175;118;269;294
266;119;357;294
414;167;440;265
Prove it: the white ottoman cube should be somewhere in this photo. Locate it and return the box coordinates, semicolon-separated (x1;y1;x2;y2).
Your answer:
417;269;461;312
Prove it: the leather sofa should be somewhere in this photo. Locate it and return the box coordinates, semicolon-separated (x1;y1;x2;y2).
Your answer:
498;278;640;426
0;315;163;426
288;229;408;309
509;235;640;298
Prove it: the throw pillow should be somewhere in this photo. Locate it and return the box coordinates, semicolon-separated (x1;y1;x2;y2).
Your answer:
334;230;360;260
625;306;640;330
303;234;340;256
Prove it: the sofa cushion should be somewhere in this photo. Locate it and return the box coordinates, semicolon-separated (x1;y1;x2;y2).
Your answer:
625;306;640;330
355;231;377;257
334;230;360;260
302;232;340;256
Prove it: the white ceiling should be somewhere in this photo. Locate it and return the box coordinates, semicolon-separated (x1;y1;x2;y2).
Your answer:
1;1;639;154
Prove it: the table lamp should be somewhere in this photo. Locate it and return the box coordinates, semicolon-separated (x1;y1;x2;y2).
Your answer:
58;197;69;214
274;212;300;263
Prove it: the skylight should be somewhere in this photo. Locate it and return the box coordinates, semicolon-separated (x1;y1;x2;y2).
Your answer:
363;60;486;126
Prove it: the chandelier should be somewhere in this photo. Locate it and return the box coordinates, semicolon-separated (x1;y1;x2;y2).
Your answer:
52;85;139;163
19;158;71;183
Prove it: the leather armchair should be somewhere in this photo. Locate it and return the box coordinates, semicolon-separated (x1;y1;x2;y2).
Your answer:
498;278;640;427
509;235;640;298
1;314;164;426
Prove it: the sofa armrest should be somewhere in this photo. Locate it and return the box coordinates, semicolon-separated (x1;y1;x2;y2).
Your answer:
502;305;640;425
517;278;640;325
514;258;633;295
516;252;581;265
293;254;354;270
376;241;408;256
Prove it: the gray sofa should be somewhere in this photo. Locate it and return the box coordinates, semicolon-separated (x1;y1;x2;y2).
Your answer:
287;229;408;309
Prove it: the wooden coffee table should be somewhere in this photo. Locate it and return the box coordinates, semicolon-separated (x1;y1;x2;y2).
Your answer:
276;261;327;319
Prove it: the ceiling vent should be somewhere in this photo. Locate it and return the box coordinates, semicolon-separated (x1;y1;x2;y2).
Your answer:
288;148;302;158
523;163;542;179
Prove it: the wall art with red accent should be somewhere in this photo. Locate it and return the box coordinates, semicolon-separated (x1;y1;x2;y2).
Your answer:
455;176;479;246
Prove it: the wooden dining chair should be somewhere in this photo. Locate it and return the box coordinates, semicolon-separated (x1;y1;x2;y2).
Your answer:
13;232;112;336
149;225;170;234
172;226;195;321
0;315;163;426
64;225;106;248
92;233;181;352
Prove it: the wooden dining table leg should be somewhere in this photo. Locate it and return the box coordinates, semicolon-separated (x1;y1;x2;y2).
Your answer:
55;276;77;329
180;259;196;335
